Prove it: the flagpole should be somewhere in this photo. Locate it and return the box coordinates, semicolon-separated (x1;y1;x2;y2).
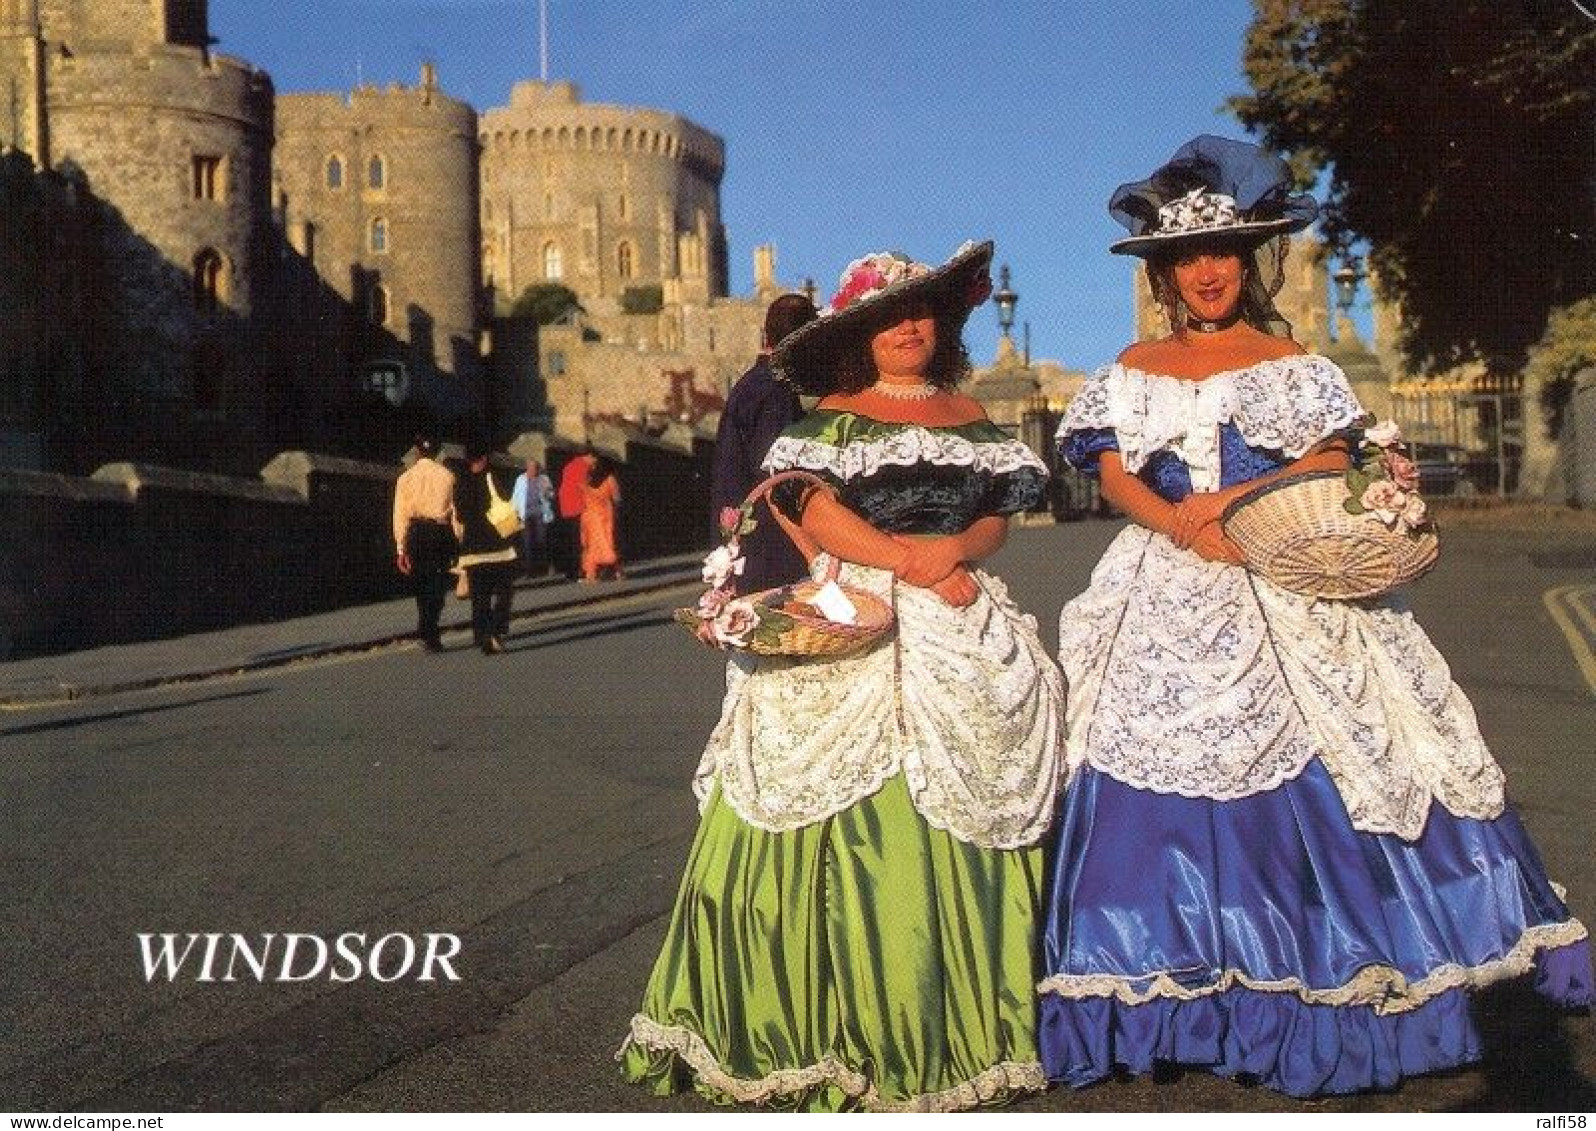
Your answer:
539;0;548;81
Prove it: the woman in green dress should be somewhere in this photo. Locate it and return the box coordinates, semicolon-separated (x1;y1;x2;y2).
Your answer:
619;241;1065;1110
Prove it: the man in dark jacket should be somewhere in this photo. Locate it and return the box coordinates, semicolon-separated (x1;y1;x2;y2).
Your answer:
710;293;818;595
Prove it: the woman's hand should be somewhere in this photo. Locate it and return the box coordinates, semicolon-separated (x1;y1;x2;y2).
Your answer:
1188;524;1246;566
1169;492;1229;549
892;536;965;588
927;565;980;608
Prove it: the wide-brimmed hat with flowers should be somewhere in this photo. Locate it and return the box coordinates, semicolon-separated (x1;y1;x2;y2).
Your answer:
771;240;994;394
1108;135;1317;257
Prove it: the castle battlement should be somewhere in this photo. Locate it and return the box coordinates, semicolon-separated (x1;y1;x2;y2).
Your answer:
483;80;723;180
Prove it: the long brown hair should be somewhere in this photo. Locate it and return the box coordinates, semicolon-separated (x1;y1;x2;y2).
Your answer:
1145;235;1294;339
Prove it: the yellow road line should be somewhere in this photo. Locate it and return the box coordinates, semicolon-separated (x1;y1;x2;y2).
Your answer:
1543;584;1596;696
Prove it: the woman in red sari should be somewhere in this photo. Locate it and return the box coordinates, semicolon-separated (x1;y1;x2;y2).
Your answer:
579;457;622;582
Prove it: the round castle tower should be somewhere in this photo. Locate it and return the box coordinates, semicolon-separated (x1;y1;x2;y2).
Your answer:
480;80;727;310
1;0;273;404
275;65;482;386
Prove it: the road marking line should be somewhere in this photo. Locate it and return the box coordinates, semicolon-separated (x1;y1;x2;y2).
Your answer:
1543;584;1596;696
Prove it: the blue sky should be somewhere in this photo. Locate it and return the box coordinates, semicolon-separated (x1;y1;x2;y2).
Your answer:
214;0;1270;371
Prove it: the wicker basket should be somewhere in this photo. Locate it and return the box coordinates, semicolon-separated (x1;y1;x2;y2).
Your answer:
677;470;895;657
1221;471;1439;600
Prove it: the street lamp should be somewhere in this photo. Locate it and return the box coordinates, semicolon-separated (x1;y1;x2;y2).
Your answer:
800;277;818;307
993;264;1018;343
1333;255;1363;318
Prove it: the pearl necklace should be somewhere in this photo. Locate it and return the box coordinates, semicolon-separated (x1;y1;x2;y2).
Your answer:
870;380;940;401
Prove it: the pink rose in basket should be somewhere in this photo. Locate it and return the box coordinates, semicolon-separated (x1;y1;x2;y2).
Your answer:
696;586;732;620
1401;492;1429;528
711;599;760;648
1385;452;1420;492
1360;479;1407;527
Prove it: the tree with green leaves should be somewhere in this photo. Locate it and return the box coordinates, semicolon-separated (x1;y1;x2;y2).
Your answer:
509;283;584;325
1230;0;1595;375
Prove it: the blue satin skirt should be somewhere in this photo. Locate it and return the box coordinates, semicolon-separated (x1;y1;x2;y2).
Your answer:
1039;761;1593;1097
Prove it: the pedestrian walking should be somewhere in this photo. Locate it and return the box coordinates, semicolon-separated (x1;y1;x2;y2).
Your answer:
391;431;457;653
452;439;519;655
511;458;554;577
554;450;593;581
579;456;622;582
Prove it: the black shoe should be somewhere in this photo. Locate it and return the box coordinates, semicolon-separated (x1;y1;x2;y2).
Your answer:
421;636;445;653
481;636;505;655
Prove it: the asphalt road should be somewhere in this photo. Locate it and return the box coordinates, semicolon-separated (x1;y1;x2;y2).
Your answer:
3;520;1593;1113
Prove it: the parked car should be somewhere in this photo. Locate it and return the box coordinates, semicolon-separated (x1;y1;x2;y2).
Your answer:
1409;443;1471;497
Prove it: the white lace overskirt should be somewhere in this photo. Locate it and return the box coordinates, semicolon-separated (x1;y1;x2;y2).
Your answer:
1060;526;1505;840
694;562;1065;850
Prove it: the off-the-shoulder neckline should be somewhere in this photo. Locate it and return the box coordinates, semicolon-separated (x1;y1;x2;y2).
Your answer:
1108;353;1332;385
803;407;997;430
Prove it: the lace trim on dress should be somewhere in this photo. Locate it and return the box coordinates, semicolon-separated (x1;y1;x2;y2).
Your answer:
620;1014;1045;1111
764;427;1047;481
1059;526;1508;836
1037;917;1589;1016
1055;355;1365;491
696;564;1064;849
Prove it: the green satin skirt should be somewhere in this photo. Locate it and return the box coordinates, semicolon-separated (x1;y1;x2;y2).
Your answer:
619;776;1046;1111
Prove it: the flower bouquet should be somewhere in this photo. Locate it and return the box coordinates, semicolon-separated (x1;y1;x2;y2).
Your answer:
1221;417;1439;600
674;471;894;657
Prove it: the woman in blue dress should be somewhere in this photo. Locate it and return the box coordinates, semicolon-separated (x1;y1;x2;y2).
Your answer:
1038;136;1592;1097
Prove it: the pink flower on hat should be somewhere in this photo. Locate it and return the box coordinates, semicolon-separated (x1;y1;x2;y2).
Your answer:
826;252;930;315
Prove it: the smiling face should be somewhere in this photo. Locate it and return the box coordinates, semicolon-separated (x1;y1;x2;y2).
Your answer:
1171;248;1245;324
869;306;937;381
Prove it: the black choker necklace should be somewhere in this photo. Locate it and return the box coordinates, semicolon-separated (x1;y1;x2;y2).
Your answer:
1185;310;1243;333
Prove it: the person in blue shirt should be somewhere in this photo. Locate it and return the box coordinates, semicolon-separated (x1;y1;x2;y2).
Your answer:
510;457;554;577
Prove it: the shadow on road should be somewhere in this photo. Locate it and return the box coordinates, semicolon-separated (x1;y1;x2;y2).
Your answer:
1449;981;1596;1110
0;687;271;738
504;611;676;654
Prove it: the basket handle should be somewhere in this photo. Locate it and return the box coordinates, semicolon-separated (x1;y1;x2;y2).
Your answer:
739;470;838;584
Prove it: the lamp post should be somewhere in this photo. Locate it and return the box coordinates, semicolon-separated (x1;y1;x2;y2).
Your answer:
1332;254;1363;341
993;263;1018;346
800;277;818;307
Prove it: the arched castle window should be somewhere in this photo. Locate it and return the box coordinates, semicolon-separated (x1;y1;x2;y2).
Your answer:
618;194;629;220
557;127;569;146
325;155;344;190
544;192;553;218
369;283;390;326
193;248;224;314
607;127;617;149
543;242;563;280
542;127;553;146
510;130;522;147
575;126;586;147
616;241;634;280
368;155;386;190
622;129;633;151
369;217;389;254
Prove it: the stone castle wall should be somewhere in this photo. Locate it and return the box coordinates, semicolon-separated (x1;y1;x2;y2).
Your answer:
0;1;276;416
480;80;727;307
276;72;483;385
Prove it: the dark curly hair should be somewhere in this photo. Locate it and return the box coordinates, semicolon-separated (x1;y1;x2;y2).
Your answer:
821;296;973;396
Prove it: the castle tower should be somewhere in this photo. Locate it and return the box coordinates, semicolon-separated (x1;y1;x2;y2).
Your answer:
0;0;274;414
479;80;727;310
275;65;483;397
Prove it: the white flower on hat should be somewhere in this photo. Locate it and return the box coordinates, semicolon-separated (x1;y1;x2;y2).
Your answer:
1156;187;1241;235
